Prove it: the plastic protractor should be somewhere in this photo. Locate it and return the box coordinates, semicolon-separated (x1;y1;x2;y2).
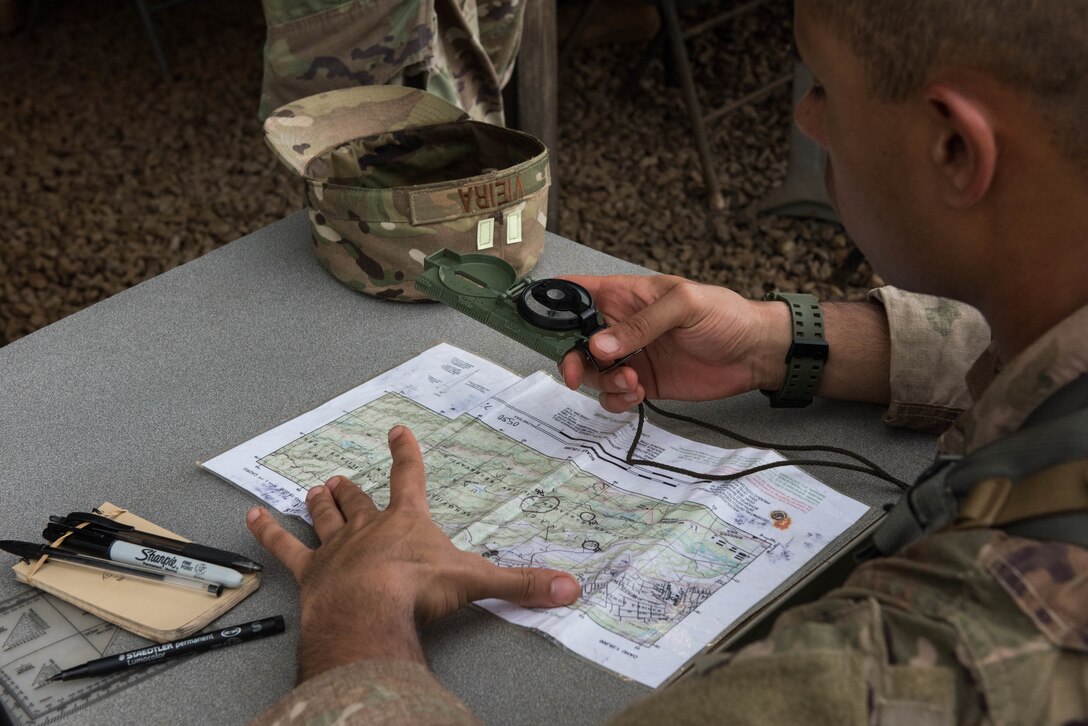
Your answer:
434;253;518;298
517;279;596;331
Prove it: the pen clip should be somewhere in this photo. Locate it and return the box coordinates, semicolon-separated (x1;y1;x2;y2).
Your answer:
64;512;134;532
43;524;111;545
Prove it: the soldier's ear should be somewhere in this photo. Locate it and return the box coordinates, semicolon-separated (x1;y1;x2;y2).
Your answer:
925;84;997;209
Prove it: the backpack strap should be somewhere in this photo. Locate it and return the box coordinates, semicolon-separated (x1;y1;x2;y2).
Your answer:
954;460;1088;528
861;375;1088;559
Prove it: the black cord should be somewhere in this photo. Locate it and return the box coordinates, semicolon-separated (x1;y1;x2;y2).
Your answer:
624;401;909;489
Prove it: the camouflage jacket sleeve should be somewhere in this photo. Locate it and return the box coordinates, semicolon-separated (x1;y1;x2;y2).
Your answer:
248;659;480;726
868;286;991;433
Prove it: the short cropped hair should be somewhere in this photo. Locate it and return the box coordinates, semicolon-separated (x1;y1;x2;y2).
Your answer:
806;0;1088;173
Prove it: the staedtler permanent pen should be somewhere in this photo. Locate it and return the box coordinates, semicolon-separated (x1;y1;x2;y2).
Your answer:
55;512;263;573
43;525;243;588
46;615;285;682
0;541;222;597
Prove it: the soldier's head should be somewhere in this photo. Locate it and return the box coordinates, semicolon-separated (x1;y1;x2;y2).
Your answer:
791;0;1088;323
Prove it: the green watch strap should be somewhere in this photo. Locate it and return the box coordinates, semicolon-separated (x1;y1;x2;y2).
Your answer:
760;292;828;408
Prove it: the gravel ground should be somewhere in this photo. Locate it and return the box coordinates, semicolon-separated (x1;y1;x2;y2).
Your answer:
0;0;878;347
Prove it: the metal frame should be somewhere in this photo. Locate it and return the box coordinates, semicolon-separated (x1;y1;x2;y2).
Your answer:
561;0;788;211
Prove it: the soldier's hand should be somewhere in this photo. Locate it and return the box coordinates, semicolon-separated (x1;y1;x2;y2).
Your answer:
558;275;790;412
246;425;581;682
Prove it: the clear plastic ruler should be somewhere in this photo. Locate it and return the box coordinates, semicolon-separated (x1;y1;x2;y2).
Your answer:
0;589;175;724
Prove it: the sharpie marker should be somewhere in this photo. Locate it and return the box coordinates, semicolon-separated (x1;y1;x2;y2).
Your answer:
54;512;263;573
47;615;285;682
0;540;222;596
43;525;243;588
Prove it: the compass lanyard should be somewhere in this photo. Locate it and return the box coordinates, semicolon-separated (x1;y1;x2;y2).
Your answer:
625;400;909;489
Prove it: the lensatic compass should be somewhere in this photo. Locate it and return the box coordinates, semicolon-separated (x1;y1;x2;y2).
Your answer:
414;249;640;371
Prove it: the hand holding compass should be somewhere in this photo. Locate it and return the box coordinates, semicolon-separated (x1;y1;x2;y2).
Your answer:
555;274;792;413
414;249;789;414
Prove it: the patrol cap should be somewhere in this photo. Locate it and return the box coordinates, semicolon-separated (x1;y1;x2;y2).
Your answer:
263;85;550;301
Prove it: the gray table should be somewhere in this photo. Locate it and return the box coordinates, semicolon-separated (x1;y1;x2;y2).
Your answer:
0;212;936;724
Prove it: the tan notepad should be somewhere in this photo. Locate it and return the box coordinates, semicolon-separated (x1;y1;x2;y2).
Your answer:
11;503;259;642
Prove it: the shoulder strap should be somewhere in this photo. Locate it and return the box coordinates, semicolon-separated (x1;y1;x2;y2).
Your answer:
863;376;1088;559
954;460;1088;527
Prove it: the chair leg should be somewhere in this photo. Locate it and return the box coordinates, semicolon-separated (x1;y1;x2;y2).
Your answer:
134;0;171;80
517;0;560;233
751;61;837;223
658;0;725;210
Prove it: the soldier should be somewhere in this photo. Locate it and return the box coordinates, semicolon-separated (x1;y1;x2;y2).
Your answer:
245;0;1088;723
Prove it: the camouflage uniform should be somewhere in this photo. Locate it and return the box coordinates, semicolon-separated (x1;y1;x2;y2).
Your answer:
249;290;1088;725
259;0;526;124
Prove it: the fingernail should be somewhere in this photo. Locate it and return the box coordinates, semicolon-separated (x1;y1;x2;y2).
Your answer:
622;392;639;403
326;476;342;492
550;576;579;605
595;333;620;356
388;425;405;443
246;507;261;524
613;372;628;391
307;485;324;500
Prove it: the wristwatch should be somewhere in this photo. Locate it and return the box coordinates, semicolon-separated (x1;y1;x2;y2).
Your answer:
760;292;828;408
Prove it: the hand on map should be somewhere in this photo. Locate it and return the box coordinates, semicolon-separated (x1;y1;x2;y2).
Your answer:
245;425;582;682
558;275;789;412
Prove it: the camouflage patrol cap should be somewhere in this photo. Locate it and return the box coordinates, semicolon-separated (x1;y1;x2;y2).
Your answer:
264;85;550;301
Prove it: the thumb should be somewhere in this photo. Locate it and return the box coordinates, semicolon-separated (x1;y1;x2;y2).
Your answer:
467;561;581;608
589;287;692;361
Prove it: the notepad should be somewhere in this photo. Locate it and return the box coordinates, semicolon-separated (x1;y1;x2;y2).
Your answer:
10;503;259;642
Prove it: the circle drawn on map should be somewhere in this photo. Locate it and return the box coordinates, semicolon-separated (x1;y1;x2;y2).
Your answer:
582;540;600;552
579;511;597;524
520;495;560;513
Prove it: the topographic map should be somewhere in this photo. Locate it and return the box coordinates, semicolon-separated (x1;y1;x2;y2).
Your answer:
204;344;867;686
259;393;770;646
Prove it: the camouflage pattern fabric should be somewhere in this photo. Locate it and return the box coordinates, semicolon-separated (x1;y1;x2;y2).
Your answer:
869;287;992;434
250;658;480;725
939;304;1088;455
258;0;526;124
609;528;1088;725
248;297;1088;725
264;85;549;301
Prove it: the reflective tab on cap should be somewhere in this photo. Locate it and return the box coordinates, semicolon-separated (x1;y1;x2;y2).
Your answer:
506;211;522;244
477;219;495;250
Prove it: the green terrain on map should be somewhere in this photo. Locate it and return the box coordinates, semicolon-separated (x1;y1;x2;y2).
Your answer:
259;394;770;645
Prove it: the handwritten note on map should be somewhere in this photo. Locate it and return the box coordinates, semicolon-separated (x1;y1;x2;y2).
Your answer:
202;344;867;686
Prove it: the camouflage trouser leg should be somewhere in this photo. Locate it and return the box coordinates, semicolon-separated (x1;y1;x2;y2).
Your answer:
258;0;527;123
610;530;1088;726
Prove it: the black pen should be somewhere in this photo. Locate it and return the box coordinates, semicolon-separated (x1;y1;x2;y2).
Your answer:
0;540;222;597
43;524;244;588
55;512;263;573
46;615;285;682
